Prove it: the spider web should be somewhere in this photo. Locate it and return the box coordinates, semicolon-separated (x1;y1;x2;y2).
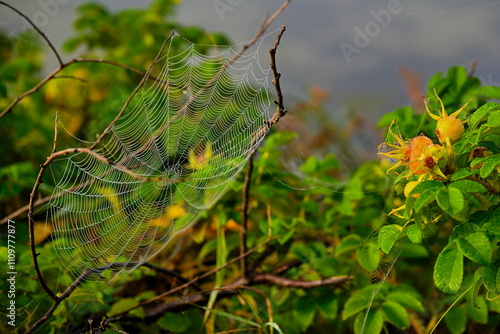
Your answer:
46;31;276;284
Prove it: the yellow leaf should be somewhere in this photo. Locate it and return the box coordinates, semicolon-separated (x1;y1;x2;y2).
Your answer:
150;205;186;226
187;142;212;170
34;222;52;245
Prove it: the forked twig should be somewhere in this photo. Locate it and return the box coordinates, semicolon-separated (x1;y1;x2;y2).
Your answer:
0;1;63;66
25;36;176;333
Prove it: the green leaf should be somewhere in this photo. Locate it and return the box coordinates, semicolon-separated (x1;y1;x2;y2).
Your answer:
386;292;425;313
414;187;440;212
449;179;487;193
471;267;486;309
457;232;492;265
436;187;465;215
444;305;467;334
400;243;429;258
469;102;500;129
486;110;500;127
450;168;479;181
265;322;284;334
406;224;423;244
342;284;383;320
354;309;383;334
434;248;464;294
378;225;401;254
411;180;445;194
356;241;380;272
466;295;488;324
317;293;338;320
477;86;500;100
109;298;139;317
480;155;500;178
196;305;260;327
380;301;410;330
483;260;500;294
335;234;362;257
294;296;316;331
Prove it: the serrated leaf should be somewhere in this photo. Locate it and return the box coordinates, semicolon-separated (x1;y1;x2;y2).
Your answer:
406;224;423;244
449;179;488;193
386;292;425;313
378;225;401;254
434;248;464;294
356;241;380;272
354;309;383;334
380;301;410;330
480;155;500;178
469;102;500;129
444;305;467;334
457;232;492;265
483;260;500;294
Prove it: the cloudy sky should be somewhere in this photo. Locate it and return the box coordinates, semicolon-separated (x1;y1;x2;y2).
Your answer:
1;0;500;134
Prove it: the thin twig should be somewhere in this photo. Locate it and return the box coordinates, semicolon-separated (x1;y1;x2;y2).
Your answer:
142;262;202;291
52;112;59;154
90;33;173;150
252;25;288;144
0;1;63;66
103;238;275;326
107;325;130;334
52;75;88;84
156;0;292;134
467;60;477;78
250;273;351;288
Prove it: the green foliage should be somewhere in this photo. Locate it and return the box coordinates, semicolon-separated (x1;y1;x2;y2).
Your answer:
0;0;499;333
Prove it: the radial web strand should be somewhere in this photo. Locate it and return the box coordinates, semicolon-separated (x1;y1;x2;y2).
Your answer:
46;32;276;285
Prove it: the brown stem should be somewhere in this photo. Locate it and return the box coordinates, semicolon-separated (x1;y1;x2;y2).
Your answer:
102;238;275;326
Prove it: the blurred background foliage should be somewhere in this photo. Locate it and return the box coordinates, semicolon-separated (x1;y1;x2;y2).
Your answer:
0;1;499;333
